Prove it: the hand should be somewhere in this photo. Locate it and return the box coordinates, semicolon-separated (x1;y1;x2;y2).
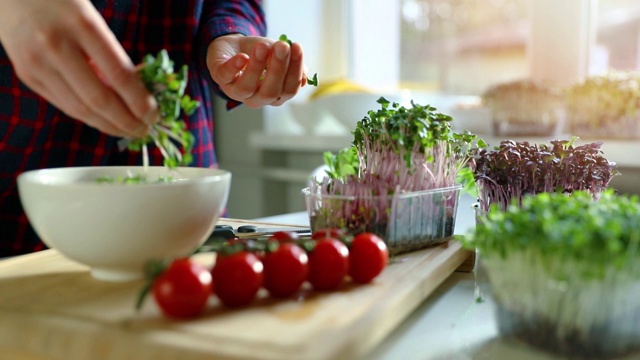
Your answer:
0;0;158;138
206;34;307;108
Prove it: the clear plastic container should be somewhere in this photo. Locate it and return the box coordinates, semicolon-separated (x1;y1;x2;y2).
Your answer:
567;114;640;139
302;185;461;255
482;252;640;359
490;104;566;137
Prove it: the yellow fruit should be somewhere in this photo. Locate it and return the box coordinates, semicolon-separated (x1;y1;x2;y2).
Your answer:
309;79;371;100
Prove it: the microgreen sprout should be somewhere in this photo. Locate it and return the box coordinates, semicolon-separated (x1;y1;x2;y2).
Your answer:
278;34;318;87
129;50;200;168
482;79;564;136
566;72;640;137
465;189;640;278
96;174;174;184
462;190;640;358
322;97;484;191
308;97;484;253
470;138;618;212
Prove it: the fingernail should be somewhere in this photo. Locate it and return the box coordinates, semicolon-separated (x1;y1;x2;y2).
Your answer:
274;43;289;61
233;57;247;69
255;44;269;62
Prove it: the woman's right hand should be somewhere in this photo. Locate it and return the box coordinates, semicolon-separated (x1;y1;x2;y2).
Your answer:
0;0;158;138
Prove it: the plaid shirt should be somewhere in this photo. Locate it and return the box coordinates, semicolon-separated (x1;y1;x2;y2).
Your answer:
0;0;266;256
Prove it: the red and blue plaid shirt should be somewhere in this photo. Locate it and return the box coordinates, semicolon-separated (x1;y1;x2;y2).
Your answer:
0;0;266;256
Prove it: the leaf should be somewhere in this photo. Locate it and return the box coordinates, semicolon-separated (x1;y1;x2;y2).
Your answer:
307;73;319;87
278;34;292;45
132;50;200;168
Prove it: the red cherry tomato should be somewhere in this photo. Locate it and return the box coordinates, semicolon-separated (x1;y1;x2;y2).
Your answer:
212;251;264;307
270;231;300;243
152;258;213;319
308;238;349;291
348;233;389;284
263;243;309;298
311;228;345;240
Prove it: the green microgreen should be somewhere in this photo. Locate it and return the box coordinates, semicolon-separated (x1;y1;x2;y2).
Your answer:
463;190;640;280
129;50;200;168
321;97;484;191
309;97;484;248
278;34;318;87
566;73;640;130
278;34;292;45
96;174;174;185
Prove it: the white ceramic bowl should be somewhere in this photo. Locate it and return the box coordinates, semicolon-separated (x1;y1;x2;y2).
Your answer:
17;166;231;282
313;93;405;132
288;101;348;135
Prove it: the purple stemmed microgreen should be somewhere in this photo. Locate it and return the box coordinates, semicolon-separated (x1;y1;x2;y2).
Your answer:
469;137;619;212
311;97;484;238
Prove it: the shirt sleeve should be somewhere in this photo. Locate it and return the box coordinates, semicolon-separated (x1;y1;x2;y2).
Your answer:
197;0;267;110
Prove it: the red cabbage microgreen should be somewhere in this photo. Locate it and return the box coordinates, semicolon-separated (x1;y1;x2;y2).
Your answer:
470;138;618;212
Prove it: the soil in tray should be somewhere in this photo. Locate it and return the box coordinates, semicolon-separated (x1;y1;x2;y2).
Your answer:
496;304;640;359
309;214;455;256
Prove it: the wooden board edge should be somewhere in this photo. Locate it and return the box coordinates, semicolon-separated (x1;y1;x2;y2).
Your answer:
314;240;470;359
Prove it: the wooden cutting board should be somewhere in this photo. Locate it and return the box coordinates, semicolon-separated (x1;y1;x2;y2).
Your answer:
0;219;474;360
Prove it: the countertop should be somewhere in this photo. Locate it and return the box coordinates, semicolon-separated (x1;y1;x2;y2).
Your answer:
254;195;637;360
248;132;640;168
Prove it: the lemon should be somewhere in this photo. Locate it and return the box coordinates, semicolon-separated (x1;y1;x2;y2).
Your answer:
309;78;371;100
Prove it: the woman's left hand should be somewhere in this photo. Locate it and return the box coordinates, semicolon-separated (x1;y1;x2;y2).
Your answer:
206;34;307;108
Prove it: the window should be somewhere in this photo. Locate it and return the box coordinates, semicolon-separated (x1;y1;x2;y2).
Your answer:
400;0;528;94
397;0;640;95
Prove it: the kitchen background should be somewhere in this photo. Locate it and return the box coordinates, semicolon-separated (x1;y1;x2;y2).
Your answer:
213;0;640;220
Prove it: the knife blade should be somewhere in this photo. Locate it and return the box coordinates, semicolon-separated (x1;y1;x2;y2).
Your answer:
208;224;311;240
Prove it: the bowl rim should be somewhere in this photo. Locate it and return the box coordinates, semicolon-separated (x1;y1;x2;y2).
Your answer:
301;184;462;200
17;166;231;188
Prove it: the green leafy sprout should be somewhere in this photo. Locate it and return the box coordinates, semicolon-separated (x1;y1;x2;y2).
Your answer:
129;50;200;169
96;174;174;185
279;34;318;86
463;190;640;280
323;97;486;192
566;72;640;130
309;98;485;253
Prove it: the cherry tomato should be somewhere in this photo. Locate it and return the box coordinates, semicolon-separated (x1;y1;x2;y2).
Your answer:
270;231;300;243
152;258;213;319
311;228;345;240
348;233;389;284
308;238;349;291
212;251;264;307
263;243;309;298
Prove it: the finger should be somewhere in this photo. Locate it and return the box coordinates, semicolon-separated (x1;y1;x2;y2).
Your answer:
211;54;249;86
27;67;131;137
231;41;271;100
246;41;290;106
77;14;158;124
301;64;310;87
49;44;149;138
271;42;305;106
